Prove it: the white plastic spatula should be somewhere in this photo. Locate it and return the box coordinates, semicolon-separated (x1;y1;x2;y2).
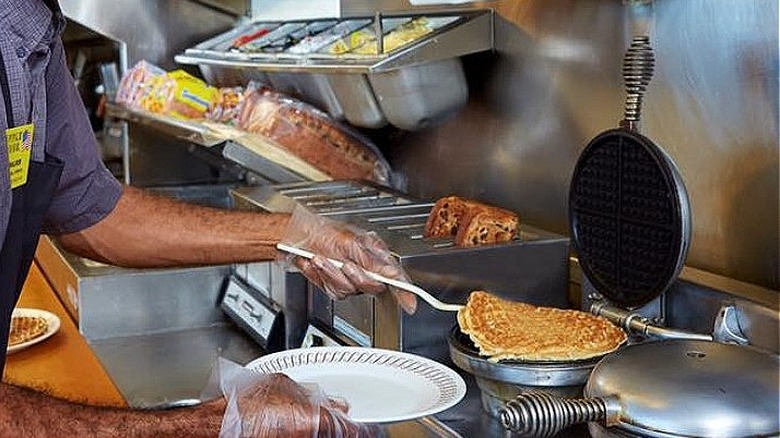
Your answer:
277;243;464;312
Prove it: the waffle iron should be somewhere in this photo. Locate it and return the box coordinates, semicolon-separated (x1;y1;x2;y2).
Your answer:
568;35;690;310
498;36;780;438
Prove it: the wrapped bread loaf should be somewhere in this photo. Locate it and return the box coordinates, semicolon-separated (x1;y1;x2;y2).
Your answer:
425;195;519;247
116;61;217;120
206;86;250;125
237;86;391;185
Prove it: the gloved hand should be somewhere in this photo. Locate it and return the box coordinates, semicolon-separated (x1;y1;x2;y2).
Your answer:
216;359;381;438
279;205;417;315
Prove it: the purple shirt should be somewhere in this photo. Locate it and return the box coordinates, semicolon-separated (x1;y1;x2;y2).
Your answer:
0;0;122;247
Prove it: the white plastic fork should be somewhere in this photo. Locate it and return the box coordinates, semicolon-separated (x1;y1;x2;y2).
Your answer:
277;243;464;312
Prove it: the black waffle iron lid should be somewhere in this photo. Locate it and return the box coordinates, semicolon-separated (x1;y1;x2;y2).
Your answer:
569;36;692;309
569;128;691;309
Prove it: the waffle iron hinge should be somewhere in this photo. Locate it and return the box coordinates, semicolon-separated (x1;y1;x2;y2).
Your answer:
590;301;714;342
590;300;752;345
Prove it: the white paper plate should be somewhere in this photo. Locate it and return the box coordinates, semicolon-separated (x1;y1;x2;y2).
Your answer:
246;346;467;423
7;308;61;354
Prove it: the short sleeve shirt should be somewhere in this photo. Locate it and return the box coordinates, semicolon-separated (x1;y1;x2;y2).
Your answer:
0;0;122;247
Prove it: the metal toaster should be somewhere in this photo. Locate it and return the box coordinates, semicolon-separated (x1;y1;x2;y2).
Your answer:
230;180;570;363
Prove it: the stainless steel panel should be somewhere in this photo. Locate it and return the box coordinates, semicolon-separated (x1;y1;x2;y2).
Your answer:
387;0;779;290
35;236;232;341
89;325;262;409
249;0;487;20
328;74;388;128
60;0;236;70
368;58;468;131
192;0;248;17
222;141;309;184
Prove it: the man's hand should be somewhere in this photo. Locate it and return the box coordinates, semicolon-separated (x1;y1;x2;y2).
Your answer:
221;372;378;438
279;205;417;314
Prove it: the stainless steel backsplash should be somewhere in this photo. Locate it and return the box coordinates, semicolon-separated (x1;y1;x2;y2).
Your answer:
384;0;779;290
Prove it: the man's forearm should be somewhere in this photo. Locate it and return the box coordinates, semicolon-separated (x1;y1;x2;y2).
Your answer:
57;185;291;268
0;383;224;438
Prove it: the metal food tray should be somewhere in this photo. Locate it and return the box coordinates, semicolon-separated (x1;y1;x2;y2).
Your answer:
174;10;493;74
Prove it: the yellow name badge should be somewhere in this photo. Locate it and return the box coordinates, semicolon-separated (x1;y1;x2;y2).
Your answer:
6;123;34;189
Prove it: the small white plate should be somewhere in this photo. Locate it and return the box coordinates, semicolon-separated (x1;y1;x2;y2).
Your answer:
7;308;61;354
247;346;467;423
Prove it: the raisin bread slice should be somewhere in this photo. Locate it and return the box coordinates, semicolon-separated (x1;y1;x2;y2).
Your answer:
424;196;484;238
454;206;519;247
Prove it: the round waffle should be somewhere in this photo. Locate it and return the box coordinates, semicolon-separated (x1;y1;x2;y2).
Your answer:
9;314;49;347
458;291;627;363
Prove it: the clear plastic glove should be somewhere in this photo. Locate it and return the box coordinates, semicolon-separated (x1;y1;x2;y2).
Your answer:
279;204;417;315
215;359;381;438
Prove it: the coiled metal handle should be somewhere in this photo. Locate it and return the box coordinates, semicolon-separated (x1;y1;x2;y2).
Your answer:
498;392;607;437
622;35;655;129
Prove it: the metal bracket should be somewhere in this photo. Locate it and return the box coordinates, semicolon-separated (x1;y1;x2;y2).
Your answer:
591;302;712;342
711;304;749;345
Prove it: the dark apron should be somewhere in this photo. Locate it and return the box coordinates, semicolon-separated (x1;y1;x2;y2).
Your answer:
0;44;63;371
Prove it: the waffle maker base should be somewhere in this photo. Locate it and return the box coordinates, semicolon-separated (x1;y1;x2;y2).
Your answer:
447;326;601;419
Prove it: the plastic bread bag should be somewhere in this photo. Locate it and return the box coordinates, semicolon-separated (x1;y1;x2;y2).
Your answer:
115;60;166;107
152;69;217;120
206;83;259;125
279;204;417;315
116;61;216;120
208;358;383;438
236;85;394;187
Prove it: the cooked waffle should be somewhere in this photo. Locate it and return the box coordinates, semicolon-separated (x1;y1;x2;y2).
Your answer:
9;315;49;347
457;290;627;362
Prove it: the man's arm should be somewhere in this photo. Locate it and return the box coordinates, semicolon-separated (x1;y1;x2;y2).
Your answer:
56;185;290;268
0;383;225;438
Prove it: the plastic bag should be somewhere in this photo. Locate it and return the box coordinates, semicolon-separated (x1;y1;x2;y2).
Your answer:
206;84;257;125
115;60;166;108
236;84;392;186
211;358;382;438
116;61;217;120
279;204;417;314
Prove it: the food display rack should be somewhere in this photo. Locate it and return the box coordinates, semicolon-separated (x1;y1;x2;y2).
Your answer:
174;10;493;74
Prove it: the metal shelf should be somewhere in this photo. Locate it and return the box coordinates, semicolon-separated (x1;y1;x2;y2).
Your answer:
174;10;493;74
105;103;226;147
106;103;325;183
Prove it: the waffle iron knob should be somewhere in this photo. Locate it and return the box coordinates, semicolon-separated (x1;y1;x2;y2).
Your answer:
499;392;619;437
